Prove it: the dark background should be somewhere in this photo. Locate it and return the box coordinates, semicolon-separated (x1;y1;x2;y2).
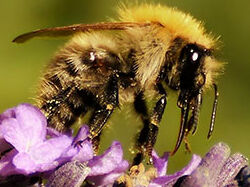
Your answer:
0;0;249;173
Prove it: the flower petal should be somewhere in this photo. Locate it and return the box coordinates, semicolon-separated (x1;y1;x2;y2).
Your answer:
217;153;248;187
0;104;47;152
179;142;231;187
87;160;129;186
69;125;93;162
47;161;91;187
151;154;201;186
152;150;169;176
0;149;18;177
58;126;93;163
15;104;47;143
71;140;93;162
11;135;73;174
88;141;125;176
31;135;73;165
13;152;37;174
0;107;18;152
0;118;28;151
0;107;16;123
73;125;89;144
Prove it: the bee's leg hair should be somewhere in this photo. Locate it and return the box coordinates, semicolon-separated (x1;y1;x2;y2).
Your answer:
88;74;119;153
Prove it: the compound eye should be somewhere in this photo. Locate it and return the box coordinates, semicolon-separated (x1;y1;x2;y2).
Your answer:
181;44;202;64
191;50;199;62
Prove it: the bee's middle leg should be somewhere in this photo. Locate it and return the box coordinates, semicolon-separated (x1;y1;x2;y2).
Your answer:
88;74;119;153
133;83;167;165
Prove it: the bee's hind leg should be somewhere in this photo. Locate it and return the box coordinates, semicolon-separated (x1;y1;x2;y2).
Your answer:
87;74;119;153
133;83;167;165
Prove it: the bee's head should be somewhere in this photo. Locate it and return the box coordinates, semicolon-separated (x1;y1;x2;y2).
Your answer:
166;42;213;98
165;41;221;155
177;43;211;108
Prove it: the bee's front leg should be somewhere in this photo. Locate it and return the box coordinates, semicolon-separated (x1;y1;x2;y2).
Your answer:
88;74;119;153
133;83;167;165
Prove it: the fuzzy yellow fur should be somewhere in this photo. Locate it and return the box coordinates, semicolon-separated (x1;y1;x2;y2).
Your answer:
118;4;216;48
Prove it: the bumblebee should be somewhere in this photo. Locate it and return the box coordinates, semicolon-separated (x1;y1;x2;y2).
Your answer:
13;4;223;164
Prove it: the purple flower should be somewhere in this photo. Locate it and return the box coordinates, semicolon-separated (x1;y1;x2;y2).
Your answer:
86;141;129;186
48;141;129;187
179;142;249;187
0;104;129;186
151;143;249;187
114;143;249;187
112;152;201;187
149;151;201;186
47;161;91;187
46;127;129;186
0;104;74;176
58;125;93;163
0;104;95;177
0;107;17;153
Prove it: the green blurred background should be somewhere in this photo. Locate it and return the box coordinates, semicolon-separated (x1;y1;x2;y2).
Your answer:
0;0;249;173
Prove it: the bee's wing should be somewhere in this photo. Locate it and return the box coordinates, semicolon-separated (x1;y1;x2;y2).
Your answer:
13;22;155;43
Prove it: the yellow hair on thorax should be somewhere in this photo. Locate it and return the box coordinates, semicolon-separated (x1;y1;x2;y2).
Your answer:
117;4;216;48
